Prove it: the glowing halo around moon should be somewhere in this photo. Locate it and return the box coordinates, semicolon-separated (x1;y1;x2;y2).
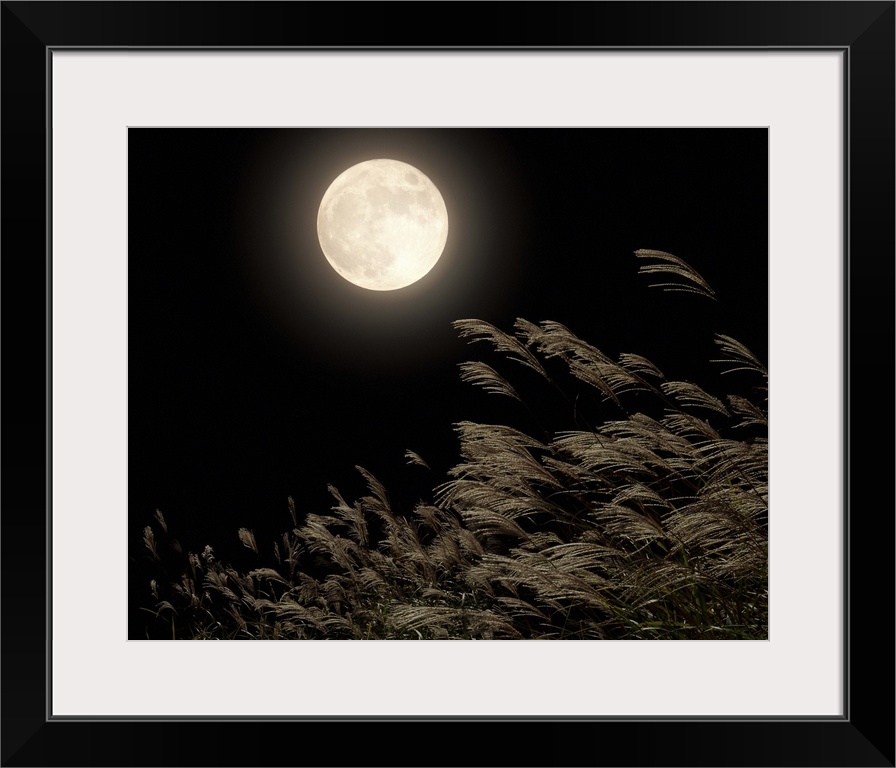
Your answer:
317;159;449;291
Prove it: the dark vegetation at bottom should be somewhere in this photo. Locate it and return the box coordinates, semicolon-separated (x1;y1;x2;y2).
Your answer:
137;251;768;640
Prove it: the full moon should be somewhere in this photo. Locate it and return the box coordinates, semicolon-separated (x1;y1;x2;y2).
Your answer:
317;159;449;291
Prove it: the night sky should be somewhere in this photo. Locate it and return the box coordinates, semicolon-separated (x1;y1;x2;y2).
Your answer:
129;128;767;630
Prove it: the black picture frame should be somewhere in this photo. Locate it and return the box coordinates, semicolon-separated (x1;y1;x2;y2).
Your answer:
2;2;892;766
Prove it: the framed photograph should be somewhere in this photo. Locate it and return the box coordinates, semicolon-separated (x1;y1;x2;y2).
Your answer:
2;2;892;765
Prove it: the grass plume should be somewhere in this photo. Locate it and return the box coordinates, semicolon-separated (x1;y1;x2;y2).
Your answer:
137;250;767;640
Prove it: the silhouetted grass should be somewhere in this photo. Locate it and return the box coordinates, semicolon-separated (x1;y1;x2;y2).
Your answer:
137;250;767;640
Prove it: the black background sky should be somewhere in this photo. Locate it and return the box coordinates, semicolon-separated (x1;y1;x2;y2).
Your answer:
129;128;767;629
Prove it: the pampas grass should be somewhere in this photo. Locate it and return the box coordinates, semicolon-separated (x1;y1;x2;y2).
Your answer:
137;250;767;640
